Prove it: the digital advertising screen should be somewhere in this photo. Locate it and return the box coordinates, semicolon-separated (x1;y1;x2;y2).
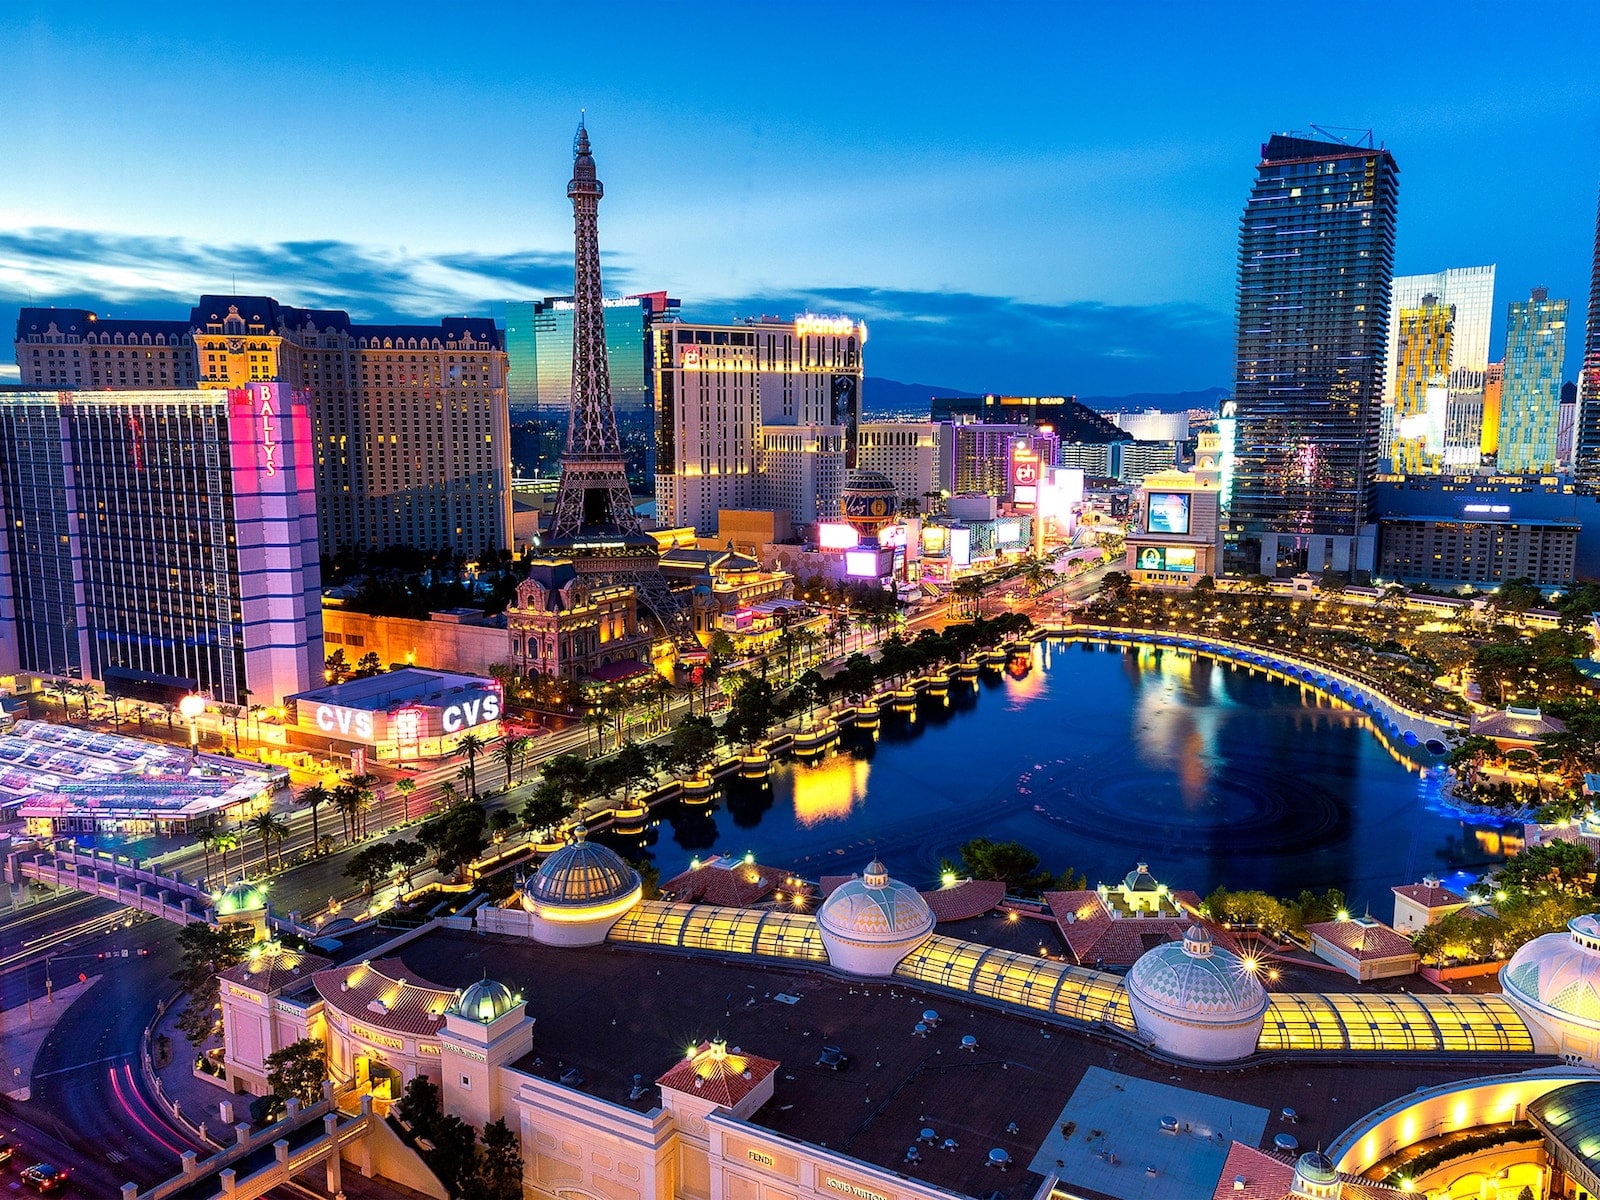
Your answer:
1146;492;1191;535
845;550;880;578
817;522;860;549
1136;546;1196;574
950;527;972;567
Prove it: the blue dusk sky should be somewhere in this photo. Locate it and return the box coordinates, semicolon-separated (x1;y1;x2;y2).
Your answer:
1;1;1597;396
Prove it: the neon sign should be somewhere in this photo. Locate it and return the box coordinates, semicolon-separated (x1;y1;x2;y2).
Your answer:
394;708;421;744
315;704;374;740
258;387;280;477
441;692;502;733
794;316;859;338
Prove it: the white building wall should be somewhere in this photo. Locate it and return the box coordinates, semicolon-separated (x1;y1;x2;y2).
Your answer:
655;320;863;534
858;422;940;510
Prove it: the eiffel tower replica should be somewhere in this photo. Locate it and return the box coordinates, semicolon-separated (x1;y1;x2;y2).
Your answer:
545;120;701;657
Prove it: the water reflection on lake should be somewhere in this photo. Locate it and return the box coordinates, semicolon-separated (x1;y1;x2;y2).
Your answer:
594;640;1508;911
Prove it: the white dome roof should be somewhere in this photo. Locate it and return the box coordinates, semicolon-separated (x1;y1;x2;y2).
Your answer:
523;826;640;910
817;860;934;944
1503;914;1600;1026
1126;925;1268;1022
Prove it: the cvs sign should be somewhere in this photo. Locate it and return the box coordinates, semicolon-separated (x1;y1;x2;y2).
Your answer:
442;692;501;733
316;704;374;741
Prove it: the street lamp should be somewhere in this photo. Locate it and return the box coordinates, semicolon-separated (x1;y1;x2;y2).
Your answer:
179;693;207;750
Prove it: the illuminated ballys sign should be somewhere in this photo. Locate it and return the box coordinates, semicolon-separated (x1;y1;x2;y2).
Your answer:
1463;504;1511;515
316;704;374;741
442;692;501;733
254;385;281;478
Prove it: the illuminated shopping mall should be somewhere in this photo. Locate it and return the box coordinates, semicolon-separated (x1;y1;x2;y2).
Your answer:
218;840;1600;1200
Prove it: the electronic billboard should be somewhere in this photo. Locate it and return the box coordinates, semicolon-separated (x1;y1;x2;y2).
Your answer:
1146;492;1191;535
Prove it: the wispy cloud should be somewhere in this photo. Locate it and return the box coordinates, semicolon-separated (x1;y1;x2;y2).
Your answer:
689;286;1232;394
0;228;1231;394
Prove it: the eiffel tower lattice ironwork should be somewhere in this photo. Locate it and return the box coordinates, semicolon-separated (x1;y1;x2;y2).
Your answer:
546;119;700;655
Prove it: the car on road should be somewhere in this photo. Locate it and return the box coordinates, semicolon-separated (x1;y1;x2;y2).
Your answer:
0;1133;14;1163
21;1163;69;1192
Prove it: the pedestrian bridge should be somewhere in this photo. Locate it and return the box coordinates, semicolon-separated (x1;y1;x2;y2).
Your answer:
124;1086;407;1200
4;845;225;926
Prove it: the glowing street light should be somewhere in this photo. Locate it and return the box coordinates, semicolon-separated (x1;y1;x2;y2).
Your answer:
178;693;207;750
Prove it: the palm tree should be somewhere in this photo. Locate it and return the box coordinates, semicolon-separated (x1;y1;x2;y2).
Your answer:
247;812;279;872
247;703;266;743
196;831;215;883
582;709;608;756
267;814;290;868
394;778;417;821
345;773;378;836
295;783;330;852
214;830;240;882
496;736;521;788
454;732;487;797
438;779;459;809
332;785;362;843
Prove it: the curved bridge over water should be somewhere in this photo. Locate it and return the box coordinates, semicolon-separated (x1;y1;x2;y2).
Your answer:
1054;627;1462;754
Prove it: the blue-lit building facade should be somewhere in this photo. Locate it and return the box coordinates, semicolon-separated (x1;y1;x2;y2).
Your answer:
1496;288;1569;475
1226;134;1399;579
1375;475;1596;589
505;292;677;490
0;383;323;706
1573;191;1600;491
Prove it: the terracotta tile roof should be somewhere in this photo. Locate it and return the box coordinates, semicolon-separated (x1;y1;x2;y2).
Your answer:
819;874;854;898
312;957;459;1037
1210;1143;1295;1200
656;1039;779;1109
1209;1142;1405;1199
1305;918;1419;962
1391;882;1467;909
920;880;1005;923
660;856;810;908
1044;889;1239;966
220;946;333;993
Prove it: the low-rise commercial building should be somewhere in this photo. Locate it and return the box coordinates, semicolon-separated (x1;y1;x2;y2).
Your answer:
283;668;503;764
321;605;509;678
0;719;283;836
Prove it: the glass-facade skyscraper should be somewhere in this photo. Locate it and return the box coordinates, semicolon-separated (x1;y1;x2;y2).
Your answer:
505;292;677;490
1576;191;1600;491
1381;265;1495;472
1226;133;1399;577
1496;288;1568;474
0;383;323;706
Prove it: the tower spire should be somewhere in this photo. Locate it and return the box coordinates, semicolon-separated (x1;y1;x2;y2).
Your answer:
545;121;701;657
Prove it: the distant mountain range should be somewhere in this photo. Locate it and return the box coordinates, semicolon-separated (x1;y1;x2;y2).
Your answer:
863;377;1227;416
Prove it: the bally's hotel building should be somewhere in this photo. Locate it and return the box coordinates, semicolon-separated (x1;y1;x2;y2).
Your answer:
0;381;324;708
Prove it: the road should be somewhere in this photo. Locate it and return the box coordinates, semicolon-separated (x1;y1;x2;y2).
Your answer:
0;552;1116;1194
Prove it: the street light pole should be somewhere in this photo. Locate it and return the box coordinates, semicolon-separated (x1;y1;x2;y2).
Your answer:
179;693;207;751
